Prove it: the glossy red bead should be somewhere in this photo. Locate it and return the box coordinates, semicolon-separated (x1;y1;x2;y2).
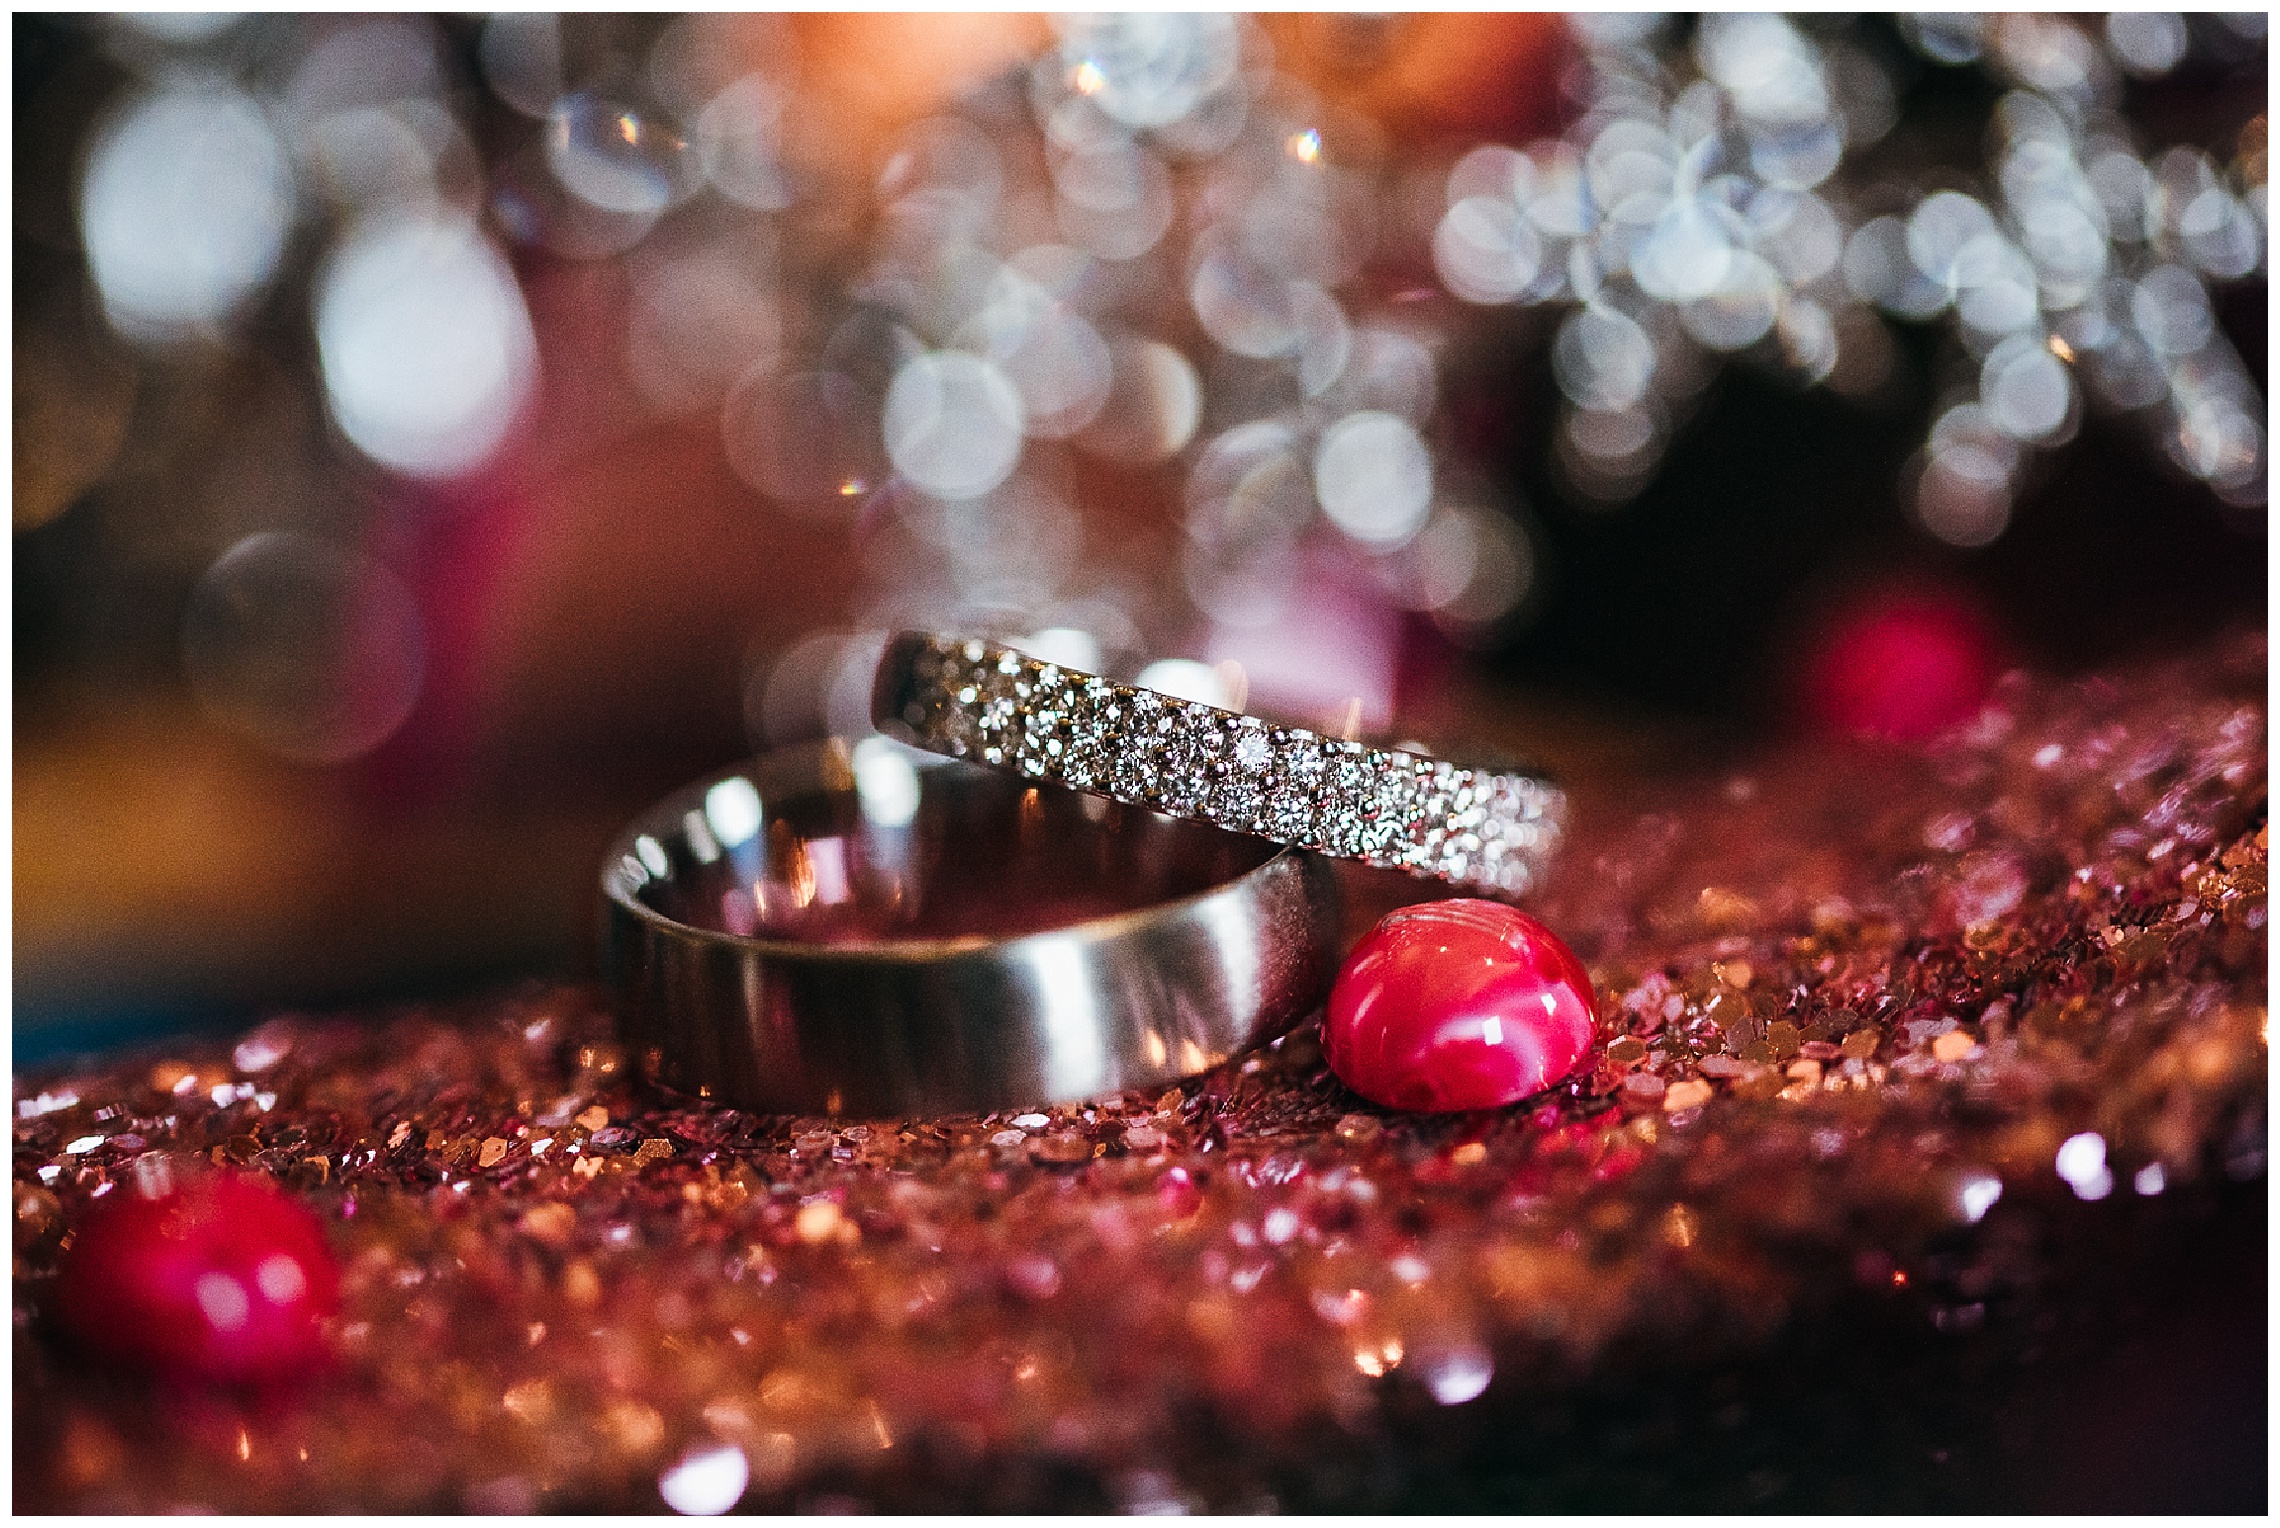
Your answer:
1324;899;1597;1113
56;1172;339;1385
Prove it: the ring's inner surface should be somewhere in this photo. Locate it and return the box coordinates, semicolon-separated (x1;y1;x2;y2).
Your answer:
632;755;1277;945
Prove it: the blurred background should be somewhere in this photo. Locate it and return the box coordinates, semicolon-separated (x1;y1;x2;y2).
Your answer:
15;13;2266;1056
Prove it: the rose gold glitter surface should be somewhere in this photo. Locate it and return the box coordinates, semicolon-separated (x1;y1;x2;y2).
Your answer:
13;631;2265;1512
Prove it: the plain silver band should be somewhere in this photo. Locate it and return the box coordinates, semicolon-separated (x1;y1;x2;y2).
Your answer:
872;631;1566;896
601;742;1343;1117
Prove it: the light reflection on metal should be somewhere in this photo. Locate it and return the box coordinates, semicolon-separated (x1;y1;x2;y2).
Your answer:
605;744;1340;1115
1025;935;1107;1101
682;810;722;867
703;778;764;850
807;837;851;906
851;737;924;829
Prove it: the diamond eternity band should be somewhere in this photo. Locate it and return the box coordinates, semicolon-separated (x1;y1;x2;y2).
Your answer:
871;631;1566;896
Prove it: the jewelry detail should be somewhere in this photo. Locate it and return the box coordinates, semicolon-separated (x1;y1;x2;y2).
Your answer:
602;741;1341;1117
872;632;1566;896
1323;899;1597;1113
58;1172;340;1385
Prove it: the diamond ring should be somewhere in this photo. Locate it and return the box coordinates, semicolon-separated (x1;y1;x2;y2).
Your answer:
871;632;1566;896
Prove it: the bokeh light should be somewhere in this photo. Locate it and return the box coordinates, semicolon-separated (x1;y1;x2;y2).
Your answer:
1058;13;1240;132
182;532;426;765
1132;658;1233;710
1802;587;2001;743
80;82;293;340
754;631;890;747
1314;412;1432;549
316;213;537;479
882;352;1026;501
1078;339;1200;464
23;9;2263;814
967;267;1114;439
546;95;696;221
625;241;785;419
657;1442;749;1516
1428;11;2266;530
723;370;881;512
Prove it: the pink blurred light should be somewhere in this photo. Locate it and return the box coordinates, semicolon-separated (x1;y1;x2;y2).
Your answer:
1204;554;1403;732
1804;587;2001;743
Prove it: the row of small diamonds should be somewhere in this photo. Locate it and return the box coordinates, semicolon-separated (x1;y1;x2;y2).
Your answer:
893;636;1565;893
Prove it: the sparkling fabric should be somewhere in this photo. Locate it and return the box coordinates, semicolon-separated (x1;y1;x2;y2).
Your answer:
12;628;2265;1512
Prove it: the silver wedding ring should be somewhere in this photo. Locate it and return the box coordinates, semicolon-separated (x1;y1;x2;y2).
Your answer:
602;740;1342;1116
872;631;1566;896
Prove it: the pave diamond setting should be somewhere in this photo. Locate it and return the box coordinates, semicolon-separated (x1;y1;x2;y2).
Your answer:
875;633;1567;896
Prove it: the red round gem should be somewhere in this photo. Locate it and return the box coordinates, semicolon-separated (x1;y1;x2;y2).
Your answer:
1323;899;1597;1113
56;1172;339;1385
